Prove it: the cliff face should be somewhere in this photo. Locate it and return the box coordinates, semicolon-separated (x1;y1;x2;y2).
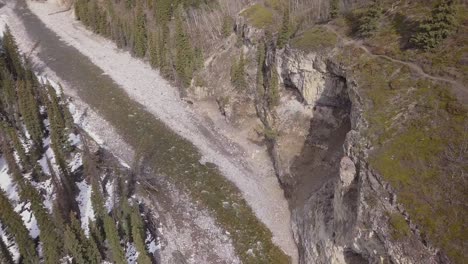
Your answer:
30;0;465;262
280;52;447;263
190;10;455;261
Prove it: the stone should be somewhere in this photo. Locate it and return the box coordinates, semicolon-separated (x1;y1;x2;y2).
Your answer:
339;156;356;189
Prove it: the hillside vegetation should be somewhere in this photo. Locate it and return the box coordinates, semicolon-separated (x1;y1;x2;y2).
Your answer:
328;0;467;262
0;27;157;263
68;0;466;263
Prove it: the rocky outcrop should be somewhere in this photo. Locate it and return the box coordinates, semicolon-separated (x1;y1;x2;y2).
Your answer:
282;52;448;264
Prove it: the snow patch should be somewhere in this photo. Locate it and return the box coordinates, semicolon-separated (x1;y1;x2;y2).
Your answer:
38;155;51;175
0;157;20;202
15;202;40;239
76;181;95;236
104;180;115;213
0;222;20;262
30;179;55;212
70;152;83;173
68;132;82;147
145;230;160;254
125;242;139;264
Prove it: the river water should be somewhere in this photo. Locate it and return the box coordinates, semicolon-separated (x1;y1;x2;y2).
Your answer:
11;0;291;262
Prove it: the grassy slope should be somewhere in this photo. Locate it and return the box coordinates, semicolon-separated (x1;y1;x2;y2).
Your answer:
288;0;466;261
327;1;467;262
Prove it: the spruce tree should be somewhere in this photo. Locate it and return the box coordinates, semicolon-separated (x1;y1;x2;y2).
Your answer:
411;0;458;49
154;0;172;25
2;27;23;79
256;44;266;96
221;15;233;37
134;5;148;58
28;186;63;264
64;212;102;264
277;7;291;49
148;32;159;68
0;190;39;264
0;235;14;264
103;215;126;264
64;225;87;264
330;0;339;19
130;205;152;264
230;52;247;90
17;80;44;152
1;72;17;119
174;6;194;87
358;1;383;37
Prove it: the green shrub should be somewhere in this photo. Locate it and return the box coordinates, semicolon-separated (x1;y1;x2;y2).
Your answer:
241;4;274;29
389;213;411;240
291;27;338;52
357;2;383;37
411;0;459;50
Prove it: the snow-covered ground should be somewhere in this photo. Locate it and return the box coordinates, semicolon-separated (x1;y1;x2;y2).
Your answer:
0;223;20;262
76;180;95;236
24;1;297;259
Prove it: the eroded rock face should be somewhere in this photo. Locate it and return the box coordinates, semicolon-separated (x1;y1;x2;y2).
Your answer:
277;50;447;264
339;156;356;190
281;49;346;107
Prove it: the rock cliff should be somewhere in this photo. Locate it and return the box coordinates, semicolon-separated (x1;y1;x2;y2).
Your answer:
278;49;450;264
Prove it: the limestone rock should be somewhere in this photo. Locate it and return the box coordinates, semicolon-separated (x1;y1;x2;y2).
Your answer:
339;156;356;189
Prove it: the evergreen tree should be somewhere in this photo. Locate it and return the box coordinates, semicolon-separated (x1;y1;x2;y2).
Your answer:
64;225;87;264
230;52;247;90
148;32;159;68
193;47;204;71
64;212;102;264
27;185;63;264
256;44;266;96
358;1;383;37
89;220;105;256
277;7;291;49
0;191;39;264
134;5;148;57
2;27;23;79
103;215;126;264
174;6;195;87
411;0;458;50
330;0;339;19
154;0;173;25
268;67;280;108
1;124;29;169
158;25;172;78
45;85;70;174
130;205;152;264
0;71;17;119
0;235;14;264
221;15;233;37
17;80;44;152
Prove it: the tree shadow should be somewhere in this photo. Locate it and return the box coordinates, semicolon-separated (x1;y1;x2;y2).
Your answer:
288;75;351;207
392;12;420;50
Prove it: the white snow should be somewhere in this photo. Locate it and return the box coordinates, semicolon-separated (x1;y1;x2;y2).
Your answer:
125;242;139;264
68;132;82;147
70;152;83;173
30;179;55;212
15;202;40;239
0;223;20;262
0;157;20;202
145;230;160;254
104;180;115;212
76;180;95;236
38;155;51;175
37;74;62;95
